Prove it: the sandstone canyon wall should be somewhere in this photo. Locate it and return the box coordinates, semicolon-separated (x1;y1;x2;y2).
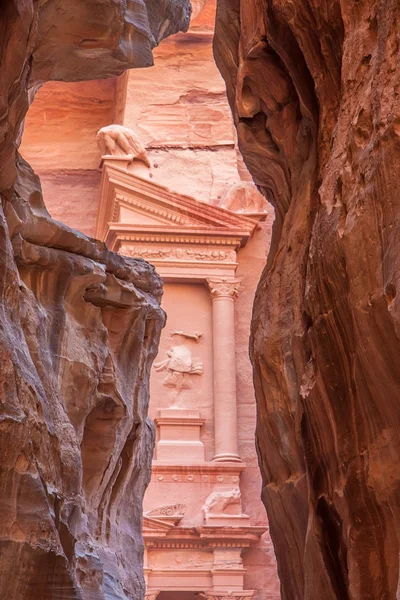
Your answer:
21;2;282;596
214;1;400;599
0;2;190;598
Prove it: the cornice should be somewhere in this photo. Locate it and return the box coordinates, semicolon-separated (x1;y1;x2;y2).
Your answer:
143;523;267;548
117;193;189;226
150;461;246;485
151;461;245;472
106;227;248;250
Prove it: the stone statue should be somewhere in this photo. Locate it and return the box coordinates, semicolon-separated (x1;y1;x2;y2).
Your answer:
202;489;242;517
97;124;151;167
220;182;268;213
154;332;204;394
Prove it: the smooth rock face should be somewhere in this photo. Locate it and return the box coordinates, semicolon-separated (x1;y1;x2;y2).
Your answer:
0;1;190;598
214;1;400;599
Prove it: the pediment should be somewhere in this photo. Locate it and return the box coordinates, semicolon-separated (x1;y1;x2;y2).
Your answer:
143;515;175;535
96;161;257;241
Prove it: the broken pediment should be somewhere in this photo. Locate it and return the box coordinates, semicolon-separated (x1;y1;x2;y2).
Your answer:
145;503;187;526
96;158;258;249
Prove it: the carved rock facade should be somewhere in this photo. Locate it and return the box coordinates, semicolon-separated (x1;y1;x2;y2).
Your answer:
0;1;190;598
214;1;400;599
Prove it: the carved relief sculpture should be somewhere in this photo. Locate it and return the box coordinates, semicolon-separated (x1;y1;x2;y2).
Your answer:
146;503;187;522
97;124;151;167
220;182;268;214
154;331;203;401
202;489;242;517
124;247;235;263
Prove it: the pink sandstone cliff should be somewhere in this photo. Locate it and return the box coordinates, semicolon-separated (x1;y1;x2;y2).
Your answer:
20;1;282;596
0;2;190;598
214;1;400;599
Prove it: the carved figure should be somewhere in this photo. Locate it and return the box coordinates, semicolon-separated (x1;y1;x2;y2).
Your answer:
146;504;187;525
171;330;202;342
202;489;242;516
154;332;203;395
97;124;151;167
220;182;268;213
146;503;187;518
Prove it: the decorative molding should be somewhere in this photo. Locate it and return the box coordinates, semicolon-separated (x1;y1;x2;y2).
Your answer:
207;278;243;299
120;246;237;263
96;160;258;249
151;462;245;480
115;231;245;247
146;504;187;519
145;538;263;549
199;594;255;600
117;192;187;225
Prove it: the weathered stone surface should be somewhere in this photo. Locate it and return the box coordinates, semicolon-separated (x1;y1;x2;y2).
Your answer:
20;1;282;595
0;1;190;598
215;1;400;598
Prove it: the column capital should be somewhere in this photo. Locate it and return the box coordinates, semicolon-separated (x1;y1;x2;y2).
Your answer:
206;277;243;300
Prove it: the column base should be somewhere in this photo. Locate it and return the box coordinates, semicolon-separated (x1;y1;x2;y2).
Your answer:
212;452;241;463
155;408;205;462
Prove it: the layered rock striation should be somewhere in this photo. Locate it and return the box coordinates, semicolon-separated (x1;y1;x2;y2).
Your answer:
214;1;400;599
0;1;190;598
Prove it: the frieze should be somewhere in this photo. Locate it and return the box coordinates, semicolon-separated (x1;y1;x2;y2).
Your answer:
151;472;242;484
122;246;236;262
146;504;187;518
200;596;253;600
145;541;254;549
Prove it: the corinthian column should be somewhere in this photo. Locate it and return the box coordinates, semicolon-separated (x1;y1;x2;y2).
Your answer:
207;278;242;462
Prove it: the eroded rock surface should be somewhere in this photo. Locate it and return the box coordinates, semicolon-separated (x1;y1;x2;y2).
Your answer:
0;1;190;598
215;1;400;598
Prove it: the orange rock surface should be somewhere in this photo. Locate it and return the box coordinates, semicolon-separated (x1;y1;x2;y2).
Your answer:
214;0;400;598
0;1;190;598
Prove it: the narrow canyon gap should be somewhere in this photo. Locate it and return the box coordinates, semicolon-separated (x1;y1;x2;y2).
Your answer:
0;2;190;598
214;1;400;599
20;1;283;597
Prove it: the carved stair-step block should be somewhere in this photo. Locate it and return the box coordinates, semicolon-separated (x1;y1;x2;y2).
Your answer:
211;548;246;591
155;408;205;462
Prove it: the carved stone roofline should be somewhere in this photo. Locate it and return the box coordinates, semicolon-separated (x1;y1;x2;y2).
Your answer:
96;160;258;246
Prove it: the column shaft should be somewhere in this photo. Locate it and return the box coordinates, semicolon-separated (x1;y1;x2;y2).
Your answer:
207;278;242;462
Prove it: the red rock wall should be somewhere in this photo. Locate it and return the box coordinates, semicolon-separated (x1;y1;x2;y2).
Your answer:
0;1;190;598
214;1;400;599
21;79;117;237
236;217;281;599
